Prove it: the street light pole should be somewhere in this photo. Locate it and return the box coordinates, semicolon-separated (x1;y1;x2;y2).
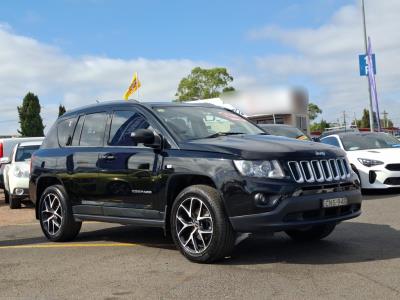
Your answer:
361;0;375;132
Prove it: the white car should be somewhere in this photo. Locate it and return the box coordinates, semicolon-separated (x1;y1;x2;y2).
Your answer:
321;132;400;189
3;140;43;208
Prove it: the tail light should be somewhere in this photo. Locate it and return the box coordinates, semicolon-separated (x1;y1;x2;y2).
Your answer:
0;142;3;158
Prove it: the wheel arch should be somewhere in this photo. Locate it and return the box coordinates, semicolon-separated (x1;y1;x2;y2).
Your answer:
163;174;218;234
35;176;64;219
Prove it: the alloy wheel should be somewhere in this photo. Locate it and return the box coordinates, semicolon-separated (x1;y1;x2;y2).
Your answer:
41;193;63;236
176;197;213;254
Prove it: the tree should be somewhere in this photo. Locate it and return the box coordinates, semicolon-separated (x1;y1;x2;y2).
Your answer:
310;119;330;132
308;103;322;121
175;67;235;101
17;92;45;137
357;109;370;128
58;104;66;117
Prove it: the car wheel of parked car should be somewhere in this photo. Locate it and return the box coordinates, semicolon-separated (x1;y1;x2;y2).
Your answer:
9;194;21;209
4;189;10;204
171;185;235;263
285;223;336;242
39;185;82;242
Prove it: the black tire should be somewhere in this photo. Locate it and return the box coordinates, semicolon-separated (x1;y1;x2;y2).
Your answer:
4;189;10;204
285;223;336;242
9;194;21;209
170;185;235;263
39;185;82;242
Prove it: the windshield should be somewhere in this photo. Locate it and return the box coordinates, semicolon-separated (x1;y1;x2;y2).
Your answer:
261;125;309;140
154;106;264;140
341;133;400;151
15;145;40;162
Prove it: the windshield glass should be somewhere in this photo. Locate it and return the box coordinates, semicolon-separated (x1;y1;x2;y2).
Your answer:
261;125;309;140
341;133;400;151
15;145;40;162
154;106;264;140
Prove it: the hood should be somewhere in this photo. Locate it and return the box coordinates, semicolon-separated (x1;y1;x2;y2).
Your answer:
346;147;400;164
181;134;345;160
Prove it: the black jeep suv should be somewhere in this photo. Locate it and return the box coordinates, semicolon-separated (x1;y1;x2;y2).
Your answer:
30;101;362;263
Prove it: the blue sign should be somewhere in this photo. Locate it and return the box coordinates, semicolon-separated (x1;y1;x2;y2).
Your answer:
359;54;376;76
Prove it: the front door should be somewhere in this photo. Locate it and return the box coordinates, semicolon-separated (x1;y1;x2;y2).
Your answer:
97;109;165;220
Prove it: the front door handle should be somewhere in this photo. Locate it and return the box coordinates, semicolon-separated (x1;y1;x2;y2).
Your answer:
101;153;116;160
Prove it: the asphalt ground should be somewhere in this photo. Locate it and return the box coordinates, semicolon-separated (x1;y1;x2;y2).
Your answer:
1;191;400;299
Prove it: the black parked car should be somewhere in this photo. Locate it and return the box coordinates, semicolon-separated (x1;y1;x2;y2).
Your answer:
30;101;362;263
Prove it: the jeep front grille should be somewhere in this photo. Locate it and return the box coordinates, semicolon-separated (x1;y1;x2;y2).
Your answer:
288;158;350;183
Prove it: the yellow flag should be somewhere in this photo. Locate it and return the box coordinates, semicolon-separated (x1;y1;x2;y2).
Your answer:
123;72;141;100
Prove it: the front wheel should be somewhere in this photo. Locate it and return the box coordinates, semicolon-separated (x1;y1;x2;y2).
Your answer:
170;185;235;263
39;185;82;242
4;189;10;204
285;224;336;242
9;193;21;209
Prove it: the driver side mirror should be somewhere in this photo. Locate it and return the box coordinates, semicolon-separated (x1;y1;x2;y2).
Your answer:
0;157;11;165
130;129;162;149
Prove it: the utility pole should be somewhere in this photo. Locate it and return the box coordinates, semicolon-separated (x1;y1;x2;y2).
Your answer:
361;0;375;132
343;111;347;130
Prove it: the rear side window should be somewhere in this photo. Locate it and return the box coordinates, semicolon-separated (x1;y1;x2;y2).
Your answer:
71;116;84;146
109;110;150;146
79;113;107;147
57;117;77;147
41;124;58;149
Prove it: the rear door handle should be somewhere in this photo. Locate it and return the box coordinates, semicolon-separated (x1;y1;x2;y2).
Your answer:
101;153;116;160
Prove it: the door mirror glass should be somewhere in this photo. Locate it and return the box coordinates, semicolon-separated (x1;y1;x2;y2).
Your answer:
130;129;161;148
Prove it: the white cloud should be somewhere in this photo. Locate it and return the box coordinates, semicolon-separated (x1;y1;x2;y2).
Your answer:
0;26;210;134
249;0;400;125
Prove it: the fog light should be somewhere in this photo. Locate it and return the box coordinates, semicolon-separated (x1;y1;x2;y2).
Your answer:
254;193;281;208
15;188;24;196
369;171;377;184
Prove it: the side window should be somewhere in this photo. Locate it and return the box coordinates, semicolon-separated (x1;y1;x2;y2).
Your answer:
57;117;77;147
79;113;108;147
322;137;340;148
109;110;150;146
41;124;58;149
71;116;84;146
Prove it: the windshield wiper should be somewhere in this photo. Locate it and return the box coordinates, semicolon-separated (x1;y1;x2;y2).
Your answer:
203;132;245;139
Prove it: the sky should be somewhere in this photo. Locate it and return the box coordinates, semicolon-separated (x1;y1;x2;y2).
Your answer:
0;0;399;134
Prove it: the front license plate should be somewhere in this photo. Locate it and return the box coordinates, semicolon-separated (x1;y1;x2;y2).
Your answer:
322;197;348;208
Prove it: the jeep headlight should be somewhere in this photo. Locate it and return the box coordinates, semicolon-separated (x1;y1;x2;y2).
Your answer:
233;160;285;179
357;158;384;167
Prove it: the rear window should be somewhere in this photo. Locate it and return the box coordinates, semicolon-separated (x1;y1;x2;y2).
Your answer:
15;145;41;162
57;117;77;147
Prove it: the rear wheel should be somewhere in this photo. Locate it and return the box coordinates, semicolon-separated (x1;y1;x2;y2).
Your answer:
171;185;235;263
39;185;81;242
9;193;21;209
285;224;336;242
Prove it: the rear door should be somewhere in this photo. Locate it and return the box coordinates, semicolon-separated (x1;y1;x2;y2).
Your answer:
97;107;165;220
65;111;109;215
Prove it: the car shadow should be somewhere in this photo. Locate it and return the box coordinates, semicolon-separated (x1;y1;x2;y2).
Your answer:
223;221;400;265
1;222;400;266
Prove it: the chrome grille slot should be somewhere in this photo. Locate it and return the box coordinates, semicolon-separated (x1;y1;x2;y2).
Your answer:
320;160;333;181
336;159;347;179
288;161;304;183
288;158;349;183
329;159;340;180
300;161;315;183
311;160;324;182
